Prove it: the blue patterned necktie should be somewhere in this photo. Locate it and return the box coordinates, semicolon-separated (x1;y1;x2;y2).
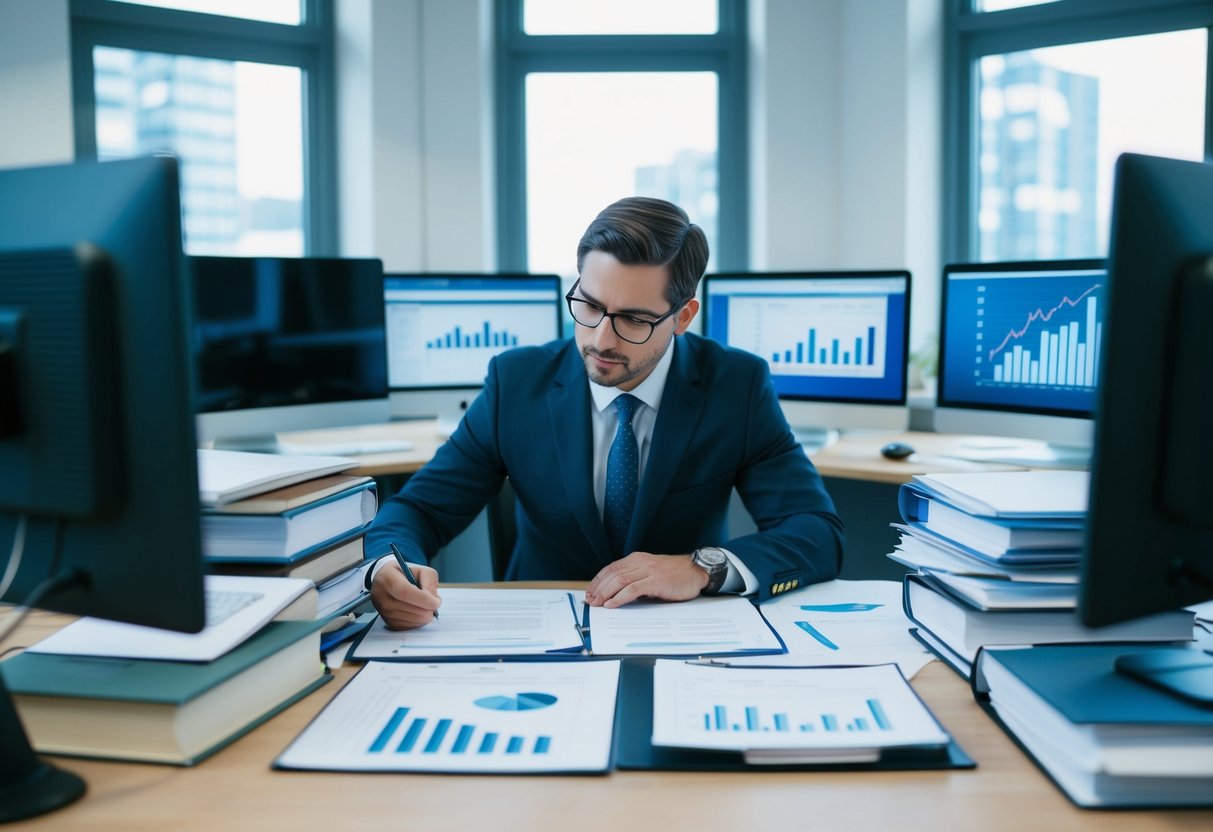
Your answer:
603;393;640;557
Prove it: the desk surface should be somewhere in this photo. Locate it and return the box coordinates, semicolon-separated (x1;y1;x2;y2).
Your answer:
279;421;1035;484
3;593;1210;832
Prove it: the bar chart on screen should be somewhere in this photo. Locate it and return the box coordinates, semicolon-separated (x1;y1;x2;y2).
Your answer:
972;273;1105;391
724;293;889;379
275;661;620;773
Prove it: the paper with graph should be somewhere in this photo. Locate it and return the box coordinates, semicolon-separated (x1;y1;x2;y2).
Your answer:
650;660;949;762
276;660;620;773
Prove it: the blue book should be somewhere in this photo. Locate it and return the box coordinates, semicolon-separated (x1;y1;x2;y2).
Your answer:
972;644;1213;808
202;480;376;561
899;483;1083;555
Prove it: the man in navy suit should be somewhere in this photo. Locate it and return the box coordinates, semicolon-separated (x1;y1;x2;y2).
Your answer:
366;197;844;629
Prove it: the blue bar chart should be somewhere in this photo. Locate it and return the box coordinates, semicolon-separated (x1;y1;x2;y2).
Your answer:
974;278;1104;390
700;698;893;734
274;661;620;773
427;321;520;350
651;662;950;754
723;294;889;379
366;705;554;757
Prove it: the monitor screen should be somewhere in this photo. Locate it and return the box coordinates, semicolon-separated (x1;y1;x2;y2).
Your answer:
934;260;1107;466
701;271;911;442
384;274;563;421
191;256;389;450
0;157;204;818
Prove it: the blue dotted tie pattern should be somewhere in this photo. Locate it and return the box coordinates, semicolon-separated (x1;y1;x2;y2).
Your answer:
603;393;640;558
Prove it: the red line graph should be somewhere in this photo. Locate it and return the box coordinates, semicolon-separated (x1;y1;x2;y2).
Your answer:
987;283;1102;362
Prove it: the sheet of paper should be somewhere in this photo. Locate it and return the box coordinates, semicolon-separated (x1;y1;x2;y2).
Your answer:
276;660;620;773
587;595;782;656
651;660;949;755
723;579;933;677
27;575;314;662
351;588;584;659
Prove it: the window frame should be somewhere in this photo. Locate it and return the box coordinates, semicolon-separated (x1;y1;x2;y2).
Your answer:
69;0;338;254
494;0;748;272
944;0;1213;262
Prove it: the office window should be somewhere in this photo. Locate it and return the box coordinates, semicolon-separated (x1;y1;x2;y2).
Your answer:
946;1;1213;262
497;0;747;275
106;0;302;25
525;72;718;277
523;0;717;35
71;0;335;255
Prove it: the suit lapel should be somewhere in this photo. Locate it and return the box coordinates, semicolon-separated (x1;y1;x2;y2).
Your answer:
546;343;612;562
628;337;706;552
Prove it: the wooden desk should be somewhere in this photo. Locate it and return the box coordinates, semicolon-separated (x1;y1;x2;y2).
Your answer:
281;421;1034;485
3;598;1210;832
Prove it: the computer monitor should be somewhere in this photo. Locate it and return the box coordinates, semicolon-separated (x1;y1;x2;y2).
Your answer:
934;259;1107;468
701;271;912;447
191;256;391;453
384;273;563;429
1078;153;1213;706
0;157;205;820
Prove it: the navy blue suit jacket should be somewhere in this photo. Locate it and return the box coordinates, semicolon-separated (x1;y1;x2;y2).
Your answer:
366;333;844;601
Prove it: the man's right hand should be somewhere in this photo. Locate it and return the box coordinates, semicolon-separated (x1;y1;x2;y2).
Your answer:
370;560;442;630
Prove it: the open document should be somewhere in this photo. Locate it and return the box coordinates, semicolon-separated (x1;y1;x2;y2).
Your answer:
724;579;933;677
650;661;950;764
351;588;786;660
351;588;584;660
275;660;620;773
586;595;783;657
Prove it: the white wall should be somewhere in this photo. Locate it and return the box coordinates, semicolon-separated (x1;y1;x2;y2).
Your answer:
751;0;942;353
0;0;73;169
335;0;494;272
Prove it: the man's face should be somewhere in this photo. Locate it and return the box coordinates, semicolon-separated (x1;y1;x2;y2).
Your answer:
572;250;699;391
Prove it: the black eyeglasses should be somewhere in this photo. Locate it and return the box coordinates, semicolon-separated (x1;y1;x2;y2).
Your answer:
564;279;685;345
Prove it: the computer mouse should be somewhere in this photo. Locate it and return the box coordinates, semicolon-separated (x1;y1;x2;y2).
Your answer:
879;442;916;461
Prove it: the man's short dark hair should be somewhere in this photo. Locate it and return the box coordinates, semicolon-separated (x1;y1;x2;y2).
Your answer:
576;197;709;307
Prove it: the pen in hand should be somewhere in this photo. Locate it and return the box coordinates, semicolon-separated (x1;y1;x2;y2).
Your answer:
389;542;439;620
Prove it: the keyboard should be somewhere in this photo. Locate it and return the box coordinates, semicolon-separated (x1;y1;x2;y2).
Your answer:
205;589;264;626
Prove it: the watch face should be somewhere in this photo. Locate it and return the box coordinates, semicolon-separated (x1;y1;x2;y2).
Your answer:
696;548;727;567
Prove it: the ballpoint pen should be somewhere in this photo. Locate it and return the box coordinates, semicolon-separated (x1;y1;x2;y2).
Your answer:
390;542;439;619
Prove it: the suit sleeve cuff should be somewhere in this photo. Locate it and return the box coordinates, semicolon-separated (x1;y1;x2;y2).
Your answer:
717;548;758;596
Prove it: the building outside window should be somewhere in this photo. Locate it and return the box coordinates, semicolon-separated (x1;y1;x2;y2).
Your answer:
71;0;335;255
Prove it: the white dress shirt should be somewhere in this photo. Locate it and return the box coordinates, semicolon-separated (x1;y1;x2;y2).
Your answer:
587;337;756;596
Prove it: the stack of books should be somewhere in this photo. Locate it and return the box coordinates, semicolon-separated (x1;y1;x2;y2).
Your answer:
197;449;377;624
888;471;1195;677
973;643;1213;808
0;575;331;765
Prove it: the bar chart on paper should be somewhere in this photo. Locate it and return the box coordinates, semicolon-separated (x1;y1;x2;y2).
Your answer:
724;294;889;378
974;276;1105;390
275;661;620;773
650;661;949;752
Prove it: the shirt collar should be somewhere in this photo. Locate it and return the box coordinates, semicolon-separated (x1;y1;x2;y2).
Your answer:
589;334;677;415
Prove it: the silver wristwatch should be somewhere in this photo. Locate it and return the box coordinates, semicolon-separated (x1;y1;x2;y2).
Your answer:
691;547;729;595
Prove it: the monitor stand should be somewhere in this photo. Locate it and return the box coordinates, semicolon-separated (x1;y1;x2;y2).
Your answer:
0;678;86;822
1114;648;1213;708
791;426;841;455
949;438;1091;470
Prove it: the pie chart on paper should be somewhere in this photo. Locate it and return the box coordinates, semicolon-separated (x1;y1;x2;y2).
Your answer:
474;692;559;711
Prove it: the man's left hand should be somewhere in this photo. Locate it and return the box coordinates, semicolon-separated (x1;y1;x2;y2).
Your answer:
585;551;709;608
